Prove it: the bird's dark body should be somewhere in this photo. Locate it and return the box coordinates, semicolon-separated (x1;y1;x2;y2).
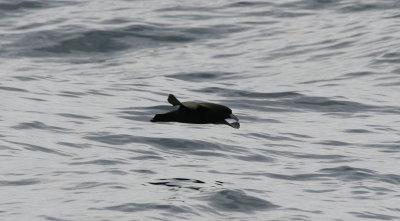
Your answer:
155;102;230;124
151;94;240;128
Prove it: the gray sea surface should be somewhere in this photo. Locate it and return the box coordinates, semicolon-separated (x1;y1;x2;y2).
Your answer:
1;0;400;220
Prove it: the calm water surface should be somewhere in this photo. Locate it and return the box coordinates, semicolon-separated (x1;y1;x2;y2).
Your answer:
1;0;400;220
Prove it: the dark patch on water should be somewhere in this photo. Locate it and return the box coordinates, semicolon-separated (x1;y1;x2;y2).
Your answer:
292;98;374;113
303;189;336;193
86;89;114;96
234;154;274;162
57;142;91;149
8;141;71;157
216;166;400;185
262;172;327;181
57;113;95;119
100;169;128;175
227;1;274;8
84;133;244;157
37;30;127;53
0;86;28;92
167;71;238;82
196;87;301;99
341;71;378;78
349;212;399;220
316;140;351;146
374;51;400;64
282;133;313;138
194;87;400;114
100;202;192;213
344;129;372;133
376;81;400;87
248;132;300;142
130;155;164;161
131;169;156;174
42;216;70;221
277;0;339;10
58;91;85;98
363;142;400;153
205;189;278;212
0;178;40;186
0;1;43;11
243;9;312;18
289;153;347;160
17;23;245;56
340;2;400;13
62;182;117;190
319;166;400;185
22;97;47;102
13;76;39;81
318;166;376;181
70;159;126;166
12;121;69;132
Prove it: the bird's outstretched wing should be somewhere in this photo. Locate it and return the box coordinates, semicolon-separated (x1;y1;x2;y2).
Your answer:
168;94;181;106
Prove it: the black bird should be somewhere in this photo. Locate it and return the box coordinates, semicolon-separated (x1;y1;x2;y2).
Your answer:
151;94;240;129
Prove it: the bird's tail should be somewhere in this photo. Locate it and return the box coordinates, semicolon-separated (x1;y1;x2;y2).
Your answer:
168;94;181;106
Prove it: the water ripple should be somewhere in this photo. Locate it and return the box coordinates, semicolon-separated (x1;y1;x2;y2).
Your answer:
14;23;246;56
62;182;117;190
8;141;71;157
100;202;193;213
0;178;40;186
70;159;126;166
0;1;43;11
167;71;239;82
12;121;69;132
205;189;279;212
84;133;244;157
1;0;399;220
0;86;28;93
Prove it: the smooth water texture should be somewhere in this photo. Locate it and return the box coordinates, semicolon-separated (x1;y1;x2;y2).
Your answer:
1;0;400;220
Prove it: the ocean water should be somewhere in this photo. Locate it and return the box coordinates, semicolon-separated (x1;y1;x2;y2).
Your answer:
1;0;400;220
